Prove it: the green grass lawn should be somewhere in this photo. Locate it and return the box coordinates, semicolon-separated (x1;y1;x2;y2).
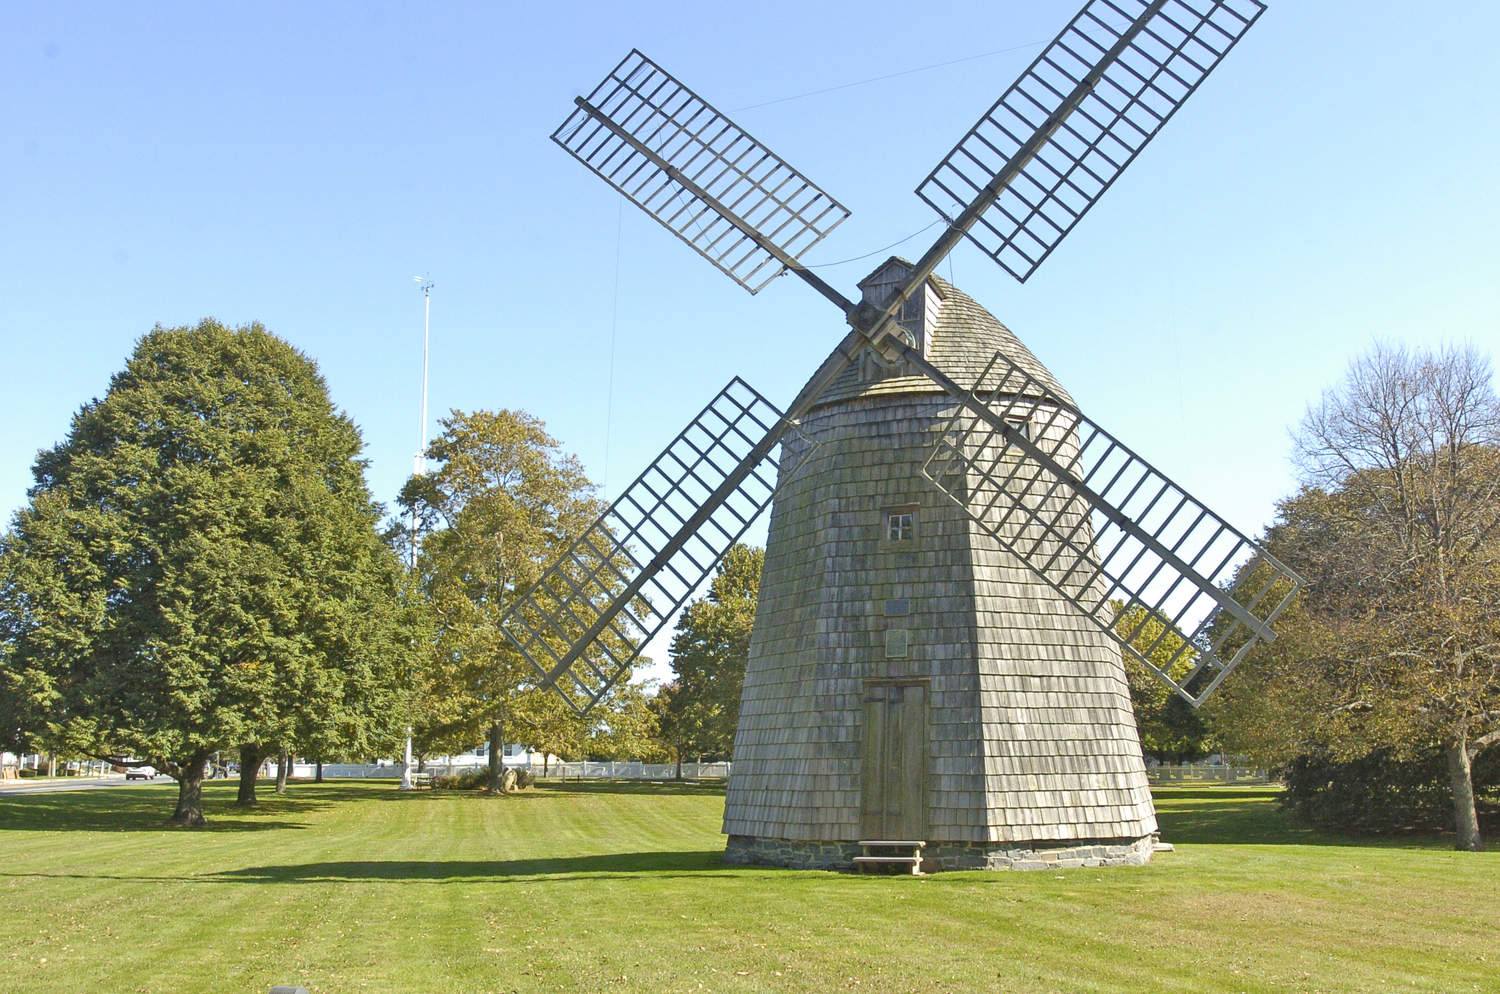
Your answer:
1;780;1494;994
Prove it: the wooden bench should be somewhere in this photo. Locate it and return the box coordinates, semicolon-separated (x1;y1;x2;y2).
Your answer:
854;840;926;875
411;771;434;789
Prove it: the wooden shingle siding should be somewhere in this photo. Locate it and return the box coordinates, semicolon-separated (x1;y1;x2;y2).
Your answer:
722;266;1155;858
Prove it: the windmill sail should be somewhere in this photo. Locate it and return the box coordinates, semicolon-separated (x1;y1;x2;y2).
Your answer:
537;0;1279;716
920;349;1299;706
500;378;803;714
553;51;850;296
916;0;1266;283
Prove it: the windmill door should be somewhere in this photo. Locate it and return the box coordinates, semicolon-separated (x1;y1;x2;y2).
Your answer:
860;682;929;841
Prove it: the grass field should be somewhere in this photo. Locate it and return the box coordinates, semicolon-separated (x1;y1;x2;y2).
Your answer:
1;780;1494;994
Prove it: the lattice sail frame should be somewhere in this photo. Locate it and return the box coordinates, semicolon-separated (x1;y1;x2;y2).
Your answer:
917;0;1266;282
920;351;1300;705
536;0;1280;712
500;378;808;714
552;50;851;294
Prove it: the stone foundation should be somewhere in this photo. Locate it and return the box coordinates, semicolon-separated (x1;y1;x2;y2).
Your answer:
723;834;1155;872
723;836;862;871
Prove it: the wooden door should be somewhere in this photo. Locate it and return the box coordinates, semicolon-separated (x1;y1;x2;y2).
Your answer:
860;682;929;841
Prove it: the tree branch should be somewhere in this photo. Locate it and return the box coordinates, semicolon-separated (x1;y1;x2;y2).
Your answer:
88;752;153;769
1467;728;1500;758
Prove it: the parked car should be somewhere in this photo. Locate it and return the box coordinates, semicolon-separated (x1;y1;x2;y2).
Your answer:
125;766;157;780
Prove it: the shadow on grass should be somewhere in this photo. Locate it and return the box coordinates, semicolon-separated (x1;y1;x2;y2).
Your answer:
1152;787;1458;850
0;781;331;833
214;850;733;882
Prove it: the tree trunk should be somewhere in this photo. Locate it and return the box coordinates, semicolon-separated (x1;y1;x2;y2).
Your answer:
236;744;262;806
315;760;323;783
275;747;290;794
488;719;505;793
168;753;209;827
1447;740;1484;851
675;750;683;781
47;753;56;777
416;752;426;773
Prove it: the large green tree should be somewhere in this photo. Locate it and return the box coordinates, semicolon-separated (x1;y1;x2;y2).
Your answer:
396;409;601;788
661;544;762;763
0;320;412;824
585;681;668;762
1113;604;1212;764
1214;343;1500;849
508;686;590;773
508;680;669;771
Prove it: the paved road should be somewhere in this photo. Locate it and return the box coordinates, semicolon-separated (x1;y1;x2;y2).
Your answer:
0;775;165;796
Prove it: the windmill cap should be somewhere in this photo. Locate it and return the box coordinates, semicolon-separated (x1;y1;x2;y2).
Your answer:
810;259;1074;409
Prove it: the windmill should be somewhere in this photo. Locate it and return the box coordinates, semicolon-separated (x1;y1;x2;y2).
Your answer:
504;0;1301;870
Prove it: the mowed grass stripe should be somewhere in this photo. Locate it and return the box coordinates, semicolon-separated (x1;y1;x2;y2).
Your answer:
1;780;1494;993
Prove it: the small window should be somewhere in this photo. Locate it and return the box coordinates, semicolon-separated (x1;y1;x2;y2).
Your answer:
1005;416;1032;442
887;511;914;541
884;629;909;658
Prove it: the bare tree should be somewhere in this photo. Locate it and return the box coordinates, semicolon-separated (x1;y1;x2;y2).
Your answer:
1288;341;1500;849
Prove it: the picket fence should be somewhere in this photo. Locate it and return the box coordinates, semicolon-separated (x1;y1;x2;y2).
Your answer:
1146;765;1268;784
316;761;731;781
539;761;731;780
318;762;1256;784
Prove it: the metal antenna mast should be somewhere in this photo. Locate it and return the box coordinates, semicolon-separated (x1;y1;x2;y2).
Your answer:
411;275;435;568
400;274;434;792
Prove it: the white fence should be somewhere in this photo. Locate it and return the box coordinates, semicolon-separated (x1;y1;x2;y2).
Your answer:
265;762;1268;785
539;761;731;780
315;764;404;779
315;761;732;781
1147;765;1268;784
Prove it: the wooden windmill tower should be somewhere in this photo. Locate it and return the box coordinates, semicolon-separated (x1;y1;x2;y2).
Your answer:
502;0;1301;871
723;264;1166;871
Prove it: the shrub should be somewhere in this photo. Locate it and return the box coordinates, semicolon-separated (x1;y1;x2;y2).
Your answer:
1281;748;1500;833
432;767;533;792
456;769;493;791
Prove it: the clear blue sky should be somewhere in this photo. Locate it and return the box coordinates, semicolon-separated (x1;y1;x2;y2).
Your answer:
4;2;1497;679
